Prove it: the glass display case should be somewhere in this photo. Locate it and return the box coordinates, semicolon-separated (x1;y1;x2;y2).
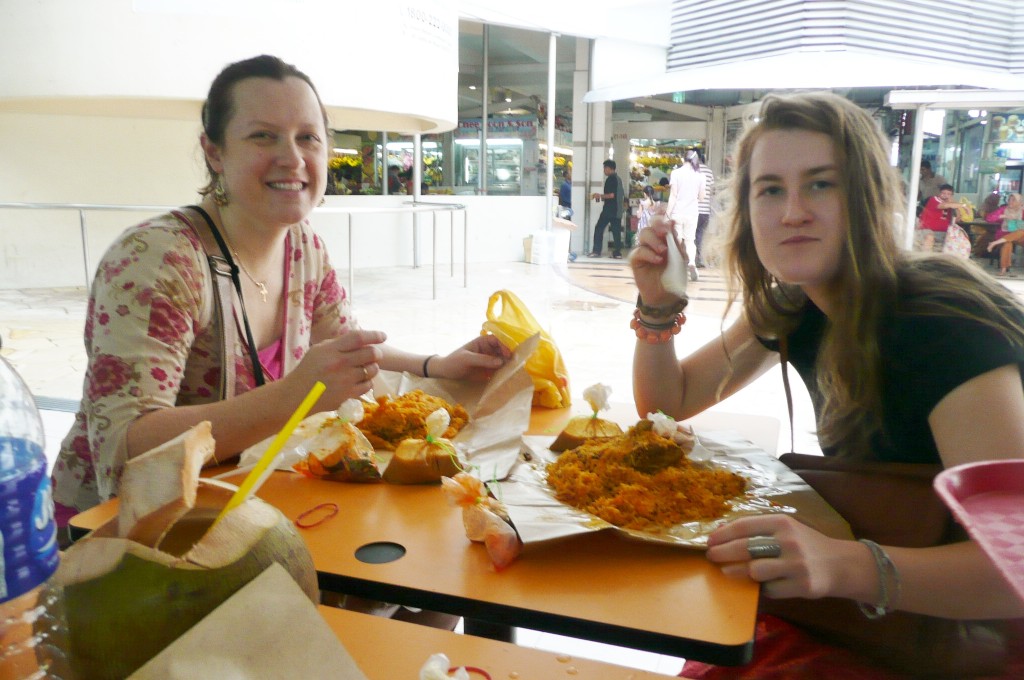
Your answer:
977;111;1024;204
454;138;524;195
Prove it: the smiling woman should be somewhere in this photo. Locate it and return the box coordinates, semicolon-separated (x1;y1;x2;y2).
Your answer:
628;92;1024;677
51;55;511;533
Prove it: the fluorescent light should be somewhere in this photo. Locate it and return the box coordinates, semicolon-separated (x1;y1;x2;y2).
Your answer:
332;147;358;154
538;143;573;155
468;85;477;90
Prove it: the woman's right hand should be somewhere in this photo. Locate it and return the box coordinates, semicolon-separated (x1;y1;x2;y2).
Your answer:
629;213;681;307
289;329;387;409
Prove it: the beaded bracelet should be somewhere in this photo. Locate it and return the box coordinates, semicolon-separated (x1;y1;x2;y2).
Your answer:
422;354;438;378
631;308;686;344
636;294;688;319
857;538;902;619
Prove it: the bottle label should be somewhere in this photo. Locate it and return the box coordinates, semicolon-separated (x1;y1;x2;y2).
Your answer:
0;436;59;603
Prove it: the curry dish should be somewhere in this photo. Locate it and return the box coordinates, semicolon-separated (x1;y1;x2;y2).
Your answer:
546;420;746;530
358;390;469;449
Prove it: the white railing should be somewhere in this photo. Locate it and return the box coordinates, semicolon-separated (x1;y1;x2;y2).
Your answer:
0;200;468;300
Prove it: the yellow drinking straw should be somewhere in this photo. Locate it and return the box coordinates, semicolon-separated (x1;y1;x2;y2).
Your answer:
211;380;326;528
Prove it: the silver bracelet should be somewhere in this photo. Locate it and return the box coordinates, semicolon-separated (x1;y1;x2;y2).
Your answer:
857;538;901;619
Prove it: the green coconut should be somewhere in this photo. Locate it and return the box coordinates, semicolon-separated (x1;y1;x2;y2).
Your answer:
56;479;318;680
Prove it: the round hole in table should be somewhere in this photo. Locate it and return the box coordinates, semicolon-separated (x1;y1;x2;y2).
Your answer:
354;541;406;564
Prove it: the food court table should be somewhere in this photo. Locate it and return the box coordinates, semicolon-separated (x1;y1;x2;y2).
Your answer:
71;408;777;666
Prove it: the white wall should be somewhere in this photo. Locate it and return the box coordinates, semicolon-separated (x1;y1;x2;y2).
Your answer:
0;111;549;289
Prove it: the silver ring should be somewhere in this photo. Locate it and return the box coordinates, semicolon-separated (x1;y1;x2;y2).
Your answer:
361;365;369;381
747;536;782;560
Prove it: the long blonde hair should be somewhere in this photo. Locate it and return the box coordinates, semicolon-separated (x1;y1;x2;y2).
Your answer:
717;93;1024;457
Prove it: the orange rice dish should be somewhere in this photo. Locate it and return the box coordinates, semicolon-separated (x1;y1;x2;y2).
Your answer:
546;420;747;531
358;390;469;450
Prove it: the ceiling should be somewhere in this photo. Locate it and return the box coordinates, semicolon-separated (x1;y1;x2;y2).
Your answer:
457;20;910;127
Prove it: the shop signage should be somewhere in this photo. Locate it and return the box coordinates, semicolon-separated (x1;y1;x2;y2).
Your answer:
457;117;537;140
980;158;1007;174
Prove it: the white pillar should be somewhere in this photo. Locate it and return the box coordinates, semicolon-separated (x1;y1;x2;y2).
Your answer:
904;105;927;251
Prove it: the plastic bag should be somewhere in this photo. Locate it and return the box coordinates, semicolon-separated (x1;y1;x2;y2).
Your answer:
481;289;571;408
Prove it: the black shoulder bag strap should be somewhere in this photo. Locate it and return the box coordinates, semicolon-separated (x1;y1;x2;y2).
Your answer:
187;205;266;392
779;335;796;455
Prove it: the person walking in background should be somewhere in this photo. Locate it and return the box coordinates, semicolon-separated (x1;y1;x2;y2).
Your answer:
695;151;715;268
637;185;657;232
558;167;573;218
589;159;625;259
665;149;706;281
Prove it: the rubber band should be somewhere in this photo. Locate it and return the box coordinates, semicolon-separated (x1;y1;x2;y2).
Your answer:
449;667;491;680
295;502;339;528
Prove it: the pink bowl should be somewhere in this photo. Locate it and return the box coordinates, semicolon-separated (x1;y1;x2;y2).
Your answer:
934;460;1024;605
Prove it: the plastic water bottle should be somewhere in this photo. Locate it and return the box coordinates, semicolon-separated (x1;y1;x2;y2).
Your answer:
0;357;71;679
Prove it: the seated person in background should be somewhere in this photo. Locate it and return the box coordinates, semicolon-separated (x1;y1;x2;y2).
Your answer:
631;92;1024;677
987;193;1024;276
915;183;960;252
982;192;1004;222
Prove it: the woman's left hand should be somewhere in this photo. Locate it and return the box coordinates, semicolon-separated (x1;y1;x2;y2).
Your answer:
705;514;850;600
432;334;511;382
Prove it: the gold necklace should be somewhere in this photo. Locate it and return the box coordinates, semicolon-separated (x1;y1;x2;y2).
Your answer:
219;223;269;303
233;252;269;303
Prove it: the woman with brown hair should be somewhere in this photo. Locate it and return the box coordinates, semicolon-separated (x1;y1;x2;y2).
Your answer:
630;92;1024;676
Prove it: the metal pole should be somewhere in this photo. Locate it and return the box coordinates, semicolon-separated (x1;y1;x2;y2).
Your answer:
413;133;422;268
382;131;390;196
480;25;489;196
432;211;438;300
545;32;558;233
78;209;91;287
347;213;354;301
904;104;927;251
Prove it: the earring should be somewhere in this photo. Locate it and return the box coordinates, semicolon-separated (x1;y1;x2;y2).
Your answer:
318;197;325;207
212;175;229;207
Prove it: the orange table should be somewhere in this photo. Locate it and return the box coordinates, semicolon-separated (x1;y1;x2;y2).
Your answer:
320;606;679;678
71;408;773;666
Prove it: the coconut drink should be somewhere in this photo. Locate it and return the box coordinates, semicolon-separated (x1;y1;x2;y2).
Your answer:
55;422;317;680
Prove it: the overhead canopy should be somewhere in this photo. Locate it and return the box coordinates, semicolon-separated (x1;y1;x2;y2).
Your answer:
885;89;1024;110
585;51;1024;103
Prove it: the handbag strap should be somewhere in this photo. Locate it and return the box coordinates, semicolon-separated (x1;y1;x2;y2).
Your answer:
182;205;266;392
779;335;796;454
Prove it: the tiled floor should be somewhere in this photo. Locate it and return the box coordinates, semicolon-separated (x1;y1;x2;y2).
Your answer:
8;252;1019;674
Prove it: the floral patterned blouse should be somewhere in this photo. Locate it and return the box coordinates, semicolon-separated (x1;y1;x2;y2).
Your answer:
51;209;353;518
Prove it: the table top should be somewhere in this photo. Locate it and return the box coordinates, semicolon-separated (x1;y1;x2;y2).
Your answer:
319;606;679;679
71;407;773;666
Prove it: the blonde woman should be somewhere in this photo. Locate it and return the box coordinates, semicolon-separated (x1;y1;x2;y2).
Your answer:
631;93;1024;677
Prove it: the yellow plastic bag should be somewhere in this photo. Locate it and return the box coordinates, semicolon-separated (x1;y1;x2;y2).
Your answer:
956;198;975;223
481;290;571;409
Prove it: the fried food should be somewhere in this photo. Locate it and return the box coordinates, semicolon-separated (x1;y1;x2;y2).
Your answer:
549;415;623;452
293;416;380;482
546;420;746;530
358;390;469;450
